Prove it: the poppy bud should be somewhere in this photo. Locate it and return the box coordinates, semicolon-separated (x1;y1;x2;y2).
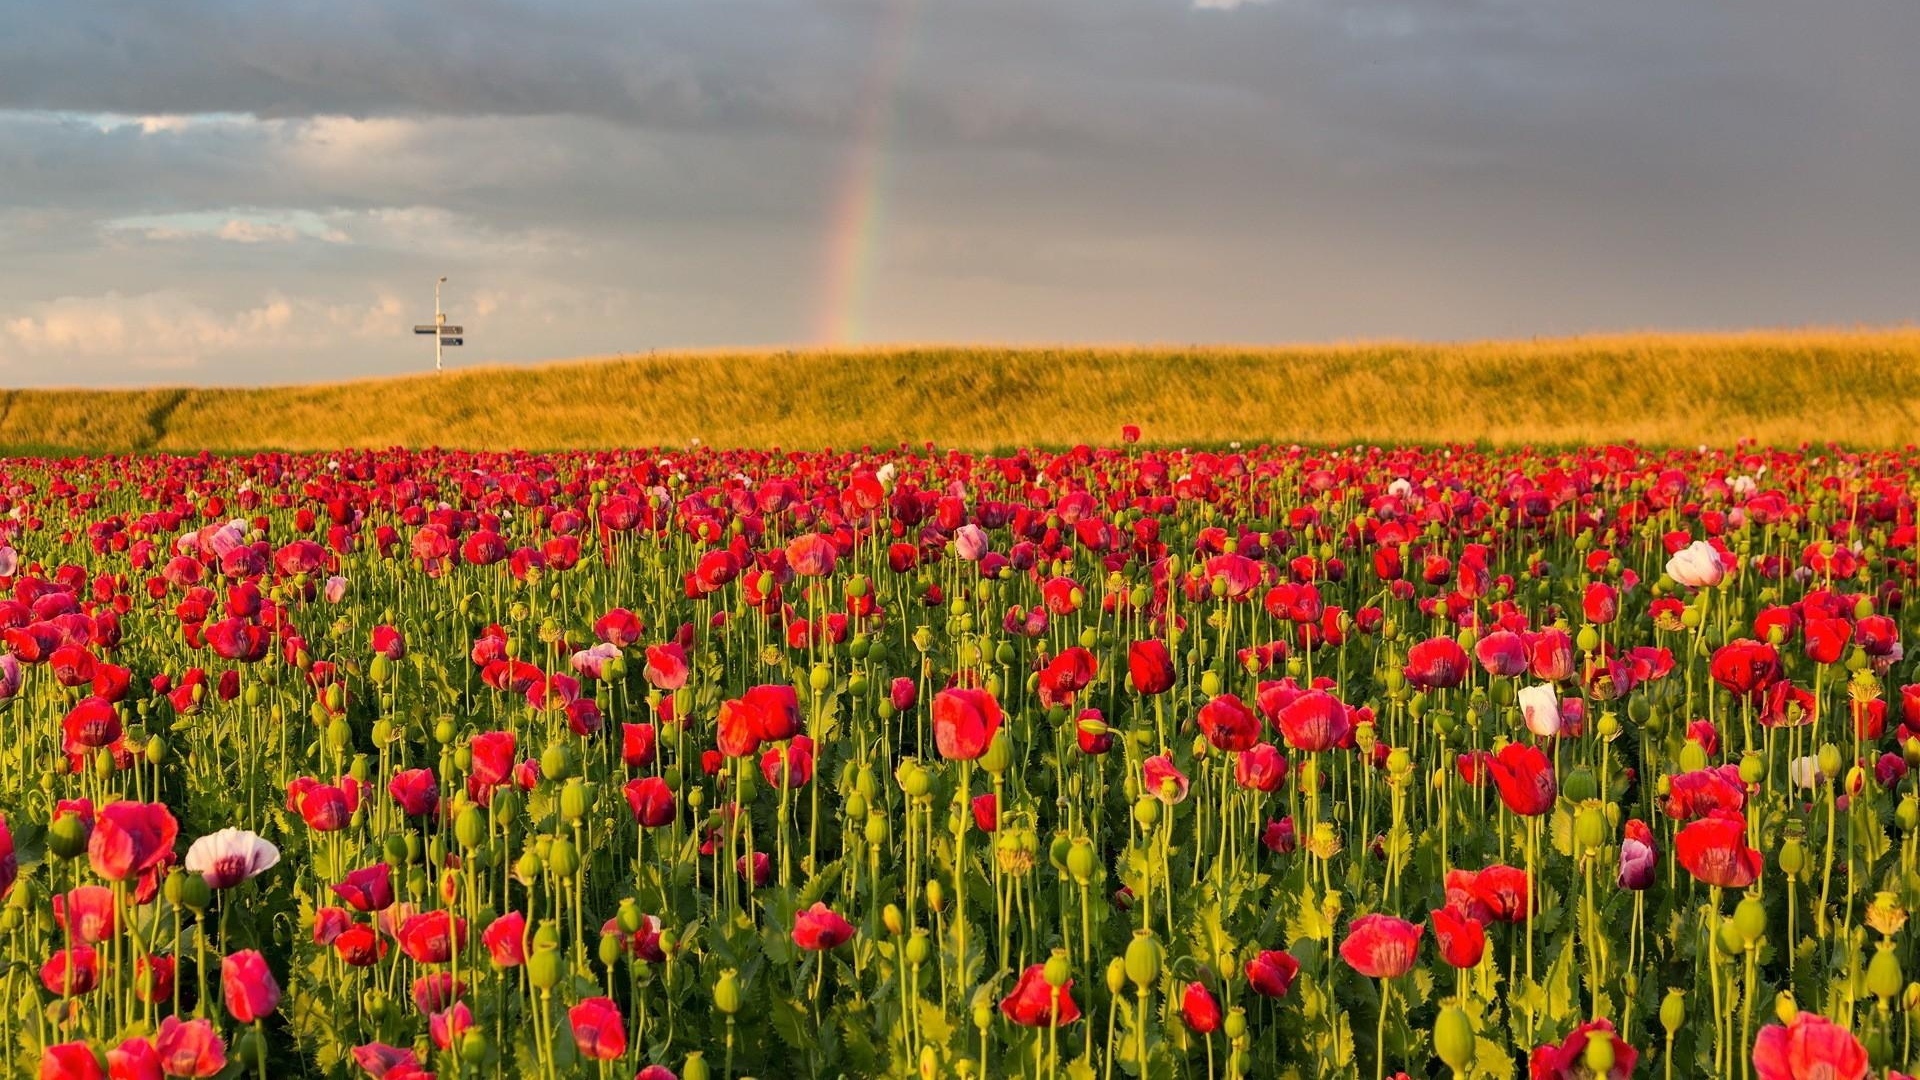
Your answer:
599;932;625;968
883;904;903;935
1105;958;1128;995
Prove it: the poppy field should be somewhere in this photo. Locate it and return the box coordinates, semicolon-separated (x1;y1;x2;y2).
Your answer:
0;438;1916;1080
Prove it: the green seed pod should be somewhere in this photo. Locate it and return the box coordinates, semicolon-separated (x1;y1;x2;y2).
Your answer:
905;928;932;966
1560;765;1597;803
48;812;89;860
1733;895;1767;947
491;789;522;825
547;837;581;878
1434;1006;1476;1072
1043;949;1071;988
1125;929;1163;990
1133;796;1160;828
1660;990;1686;1035
1066;838;1098;883
682;1052;711;1080
1678;740;1709;773
1582;1036;1615;1075
177;872;212;913
540;742;574;782
1818;743;1844;781
1779;838;1806;877
528;947;562;992
810;664;833;692
454;806;486;850
1716;917;1744;957
980;731;1013;776
1868;943;1904;1002
559;779;590;823
1738;753;1767;785
1574;805;1609;853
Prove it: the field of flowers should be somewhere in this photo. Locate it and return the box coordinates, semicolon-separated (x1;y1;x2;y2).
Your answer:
0;438;1912;1079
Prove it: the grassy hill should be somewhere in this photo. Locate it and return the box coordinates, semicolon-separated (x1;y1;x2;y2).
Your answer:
6;330;1920;453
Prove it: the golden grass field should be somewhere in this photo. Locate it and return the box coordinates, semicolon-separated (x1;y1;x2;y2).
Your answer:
4;329;1920;452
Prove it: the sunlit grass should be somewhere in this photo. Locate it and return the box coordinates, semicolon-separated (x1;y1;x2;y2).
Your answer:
9;328;1920;451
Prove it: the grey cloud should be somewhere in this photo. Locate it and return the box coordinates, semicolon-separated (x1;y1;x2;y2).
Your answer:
0;0;1916;385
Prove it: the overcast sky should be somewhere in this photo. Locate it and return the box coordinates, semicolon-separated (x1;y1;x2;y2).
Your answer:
1;0;1915;385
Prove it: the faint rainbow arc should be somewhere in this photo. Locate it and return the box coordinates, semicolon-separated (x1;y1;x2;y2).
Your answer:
815;0;919;348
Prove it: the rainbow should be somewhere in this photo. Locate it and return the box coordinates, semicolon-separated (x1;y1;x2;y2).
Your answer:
814;0;920;348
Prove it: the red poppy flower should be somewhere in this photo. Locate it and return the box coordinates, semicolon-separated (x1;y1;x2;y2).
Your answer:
1197;693;1261;752
1485;743;1556;817
1752;1012;1869;1080
220;950;280;1023
1709;639;1782;700
792;902;856;950
1181;981;1222;1034
931;687;1002;761
1430;907;1486;969
1276;690;1354;753
1404;637;1470;690
623;776;677;828
569;997;628;1061
88;801;178;883
1675;809;1764;888
1531;1018;1638;1080
1128;640;1175;695
155;1016;227;1078
1245;949;1300;997
999;964;1082;1027
1339;914;1422;979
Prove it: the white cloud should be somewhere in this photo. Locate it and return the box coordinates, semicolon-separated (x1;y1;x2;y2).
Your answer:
0;291;403;376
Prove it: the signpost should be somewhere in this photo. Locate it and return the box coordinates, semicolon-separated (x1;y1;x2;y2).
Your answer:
414;277;469;373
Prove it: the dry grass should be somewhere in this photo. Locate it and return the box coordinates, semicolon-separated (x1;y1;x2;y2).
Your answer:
9;329;1920;452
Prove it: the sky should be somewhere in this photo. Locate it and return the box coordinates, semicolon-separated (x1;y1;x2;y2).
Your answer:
0;0;1916;386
